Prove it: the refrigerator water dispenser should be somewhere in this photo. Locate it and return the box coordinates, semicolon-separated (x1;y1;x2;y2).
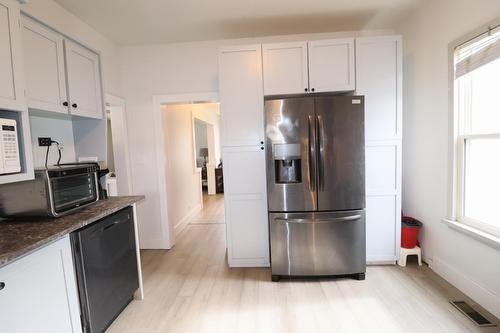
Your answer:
273;143;301;184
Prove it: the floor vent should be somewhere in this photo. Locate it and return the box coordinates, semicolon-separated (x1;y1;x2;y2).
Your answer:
450;301;497;327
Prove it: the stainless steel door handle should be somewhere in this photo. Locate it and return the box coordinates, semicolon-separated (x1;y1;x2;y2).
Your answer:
308;115;315;192
275;215;361;224
316;115;325;191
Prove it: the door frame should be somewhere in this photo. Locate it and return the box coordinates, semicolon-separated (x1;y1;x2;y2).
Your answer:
152;92;219;248
192;117;217;195
105;93;133;196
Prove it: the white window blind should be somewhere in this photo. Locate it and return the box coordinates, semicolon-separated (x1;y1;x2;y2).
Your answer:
455;26;500;78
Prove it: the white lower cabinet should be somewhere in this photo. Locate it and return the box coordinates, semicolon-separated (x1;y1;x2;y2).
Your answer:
0;236;82;333
223;145;269;267
366;195;399;262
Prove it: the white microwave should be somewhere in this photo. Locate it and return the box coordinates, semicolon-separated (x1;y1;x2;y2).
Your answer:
0;118;21;175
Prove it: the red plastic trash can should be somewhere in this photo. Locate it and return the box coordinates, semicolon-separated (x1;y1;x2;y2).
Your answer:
401;216;422;249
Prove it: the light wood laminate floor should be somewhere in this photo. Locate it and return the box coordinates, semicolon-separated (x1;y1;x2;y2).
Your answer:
107;199;499;333
189;193;224;225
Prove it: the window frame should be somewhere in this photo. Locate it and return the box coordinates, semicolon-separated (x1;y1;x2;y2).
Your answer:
455;133;500;237
450;18;500;238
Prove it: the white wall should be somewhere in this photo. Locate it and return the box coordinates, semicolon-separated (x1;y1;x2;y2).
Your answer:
120;29;392;249
29;116;76;168
20;0;122;97
397;0;500;318
162;104;202;236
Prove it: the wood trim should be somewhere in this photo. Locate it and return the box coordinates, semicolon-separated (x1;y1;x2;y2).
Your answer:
132;203;144;300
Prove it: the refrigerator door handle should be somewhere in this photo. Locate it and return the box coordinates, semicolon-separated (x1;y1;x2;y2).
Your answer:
316;115;325;191
275;215;361;224
308;115;316;192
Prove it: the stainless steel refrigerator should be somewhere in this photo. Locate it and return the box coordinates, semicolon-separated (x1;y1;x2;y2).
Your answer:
265;95;366;281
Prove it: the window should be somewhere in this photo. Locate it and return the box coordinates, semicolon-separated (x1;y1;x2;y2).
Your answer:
454;26;500;237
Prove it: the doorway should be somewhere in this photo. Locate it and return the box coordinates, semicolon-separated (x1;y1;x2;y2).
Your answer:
159;100;224;241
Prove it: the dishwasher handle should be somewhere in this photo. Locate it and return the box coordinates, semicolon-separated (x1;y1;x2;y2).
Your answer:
101;213;131;232
82;209;132;239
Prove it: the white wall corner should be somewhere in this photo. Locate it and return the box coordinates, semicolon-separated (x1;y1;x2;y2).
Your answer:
173;203;202;238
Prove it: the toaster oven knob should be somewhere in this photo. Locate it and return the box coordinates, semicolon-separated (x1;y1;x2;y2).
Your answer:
0;282;5;290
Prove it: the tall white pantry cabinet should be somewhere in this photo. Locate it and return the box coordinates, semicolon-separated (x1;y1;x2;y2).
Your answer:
219;45;270;267
219;35;402;267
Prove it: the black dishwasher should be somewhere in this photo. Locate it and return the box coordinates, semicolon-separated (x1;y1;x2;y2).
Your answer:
71;207;138;333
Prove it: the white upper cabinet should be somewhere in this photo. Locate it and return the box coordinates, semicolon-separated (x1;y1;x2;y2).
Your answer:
356;36;402;141
308;38;355;93
22;16;68;114
0;0;25;111
261;38;355;95
219;44;264;146
262;41;309;95
65;40;103;119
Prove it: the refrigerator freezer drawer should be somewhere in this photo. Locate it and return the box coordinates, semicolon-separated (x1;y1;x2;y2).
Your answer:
269;210;366;277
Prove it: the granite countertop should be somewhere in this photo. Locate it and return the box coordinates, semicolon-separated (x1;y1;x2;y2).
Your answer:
0;196;145;268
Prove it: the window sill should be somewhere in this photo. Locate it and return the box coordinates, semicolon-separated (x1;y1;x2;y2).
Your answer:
441;219;500;250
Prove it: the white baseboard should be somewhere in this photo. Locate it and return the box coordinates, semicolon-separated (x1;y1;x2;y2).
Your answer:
367;254;398;263
174;204;202;237
228;258;270;268
431;256;500;319
367;260;397;265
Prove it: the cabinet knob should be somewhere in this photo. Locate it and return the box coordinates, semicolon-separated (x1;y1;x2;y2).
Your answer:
72;103;78;108
62;101;68;107
0;282;5;290
311;88;315;92
304;88;308;92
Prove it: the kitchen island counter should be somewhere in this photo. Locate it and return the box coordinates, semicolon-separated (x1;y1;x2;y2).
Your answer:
0;196;144;268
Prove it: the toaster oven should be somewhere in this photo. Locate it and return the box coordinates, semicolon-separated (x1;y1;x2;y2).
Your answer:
0;163;99;217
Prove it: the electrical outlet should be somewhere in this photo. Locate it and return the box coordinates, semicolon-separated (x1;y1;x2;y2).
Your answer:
38;137;52;146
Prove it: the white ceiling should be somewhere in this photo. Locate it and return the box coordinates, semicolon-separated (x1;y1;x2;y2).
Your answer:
53;0;424;45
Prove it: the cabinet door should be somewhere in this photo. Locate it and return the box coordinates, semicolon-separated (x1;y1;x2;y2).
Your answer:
0;236;82;333
219;45;264;147
65;40;103;119
22;16;68;114
223;145;269;267
0;0;25;111
262;41;309;95
365;142;401;262
356;36;402;141
308;38;355;93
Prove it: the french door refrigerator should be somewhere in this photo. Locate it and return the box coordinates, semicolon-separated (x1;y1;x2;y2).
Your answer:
265;95;366;281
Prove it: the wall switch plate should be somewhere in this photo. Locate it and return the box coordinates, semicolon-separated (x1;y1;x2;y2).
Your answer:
38;137;52;146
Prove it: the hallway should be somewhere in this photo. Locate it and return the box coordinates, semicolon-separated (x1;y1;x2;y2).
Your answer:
189;194;225;225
